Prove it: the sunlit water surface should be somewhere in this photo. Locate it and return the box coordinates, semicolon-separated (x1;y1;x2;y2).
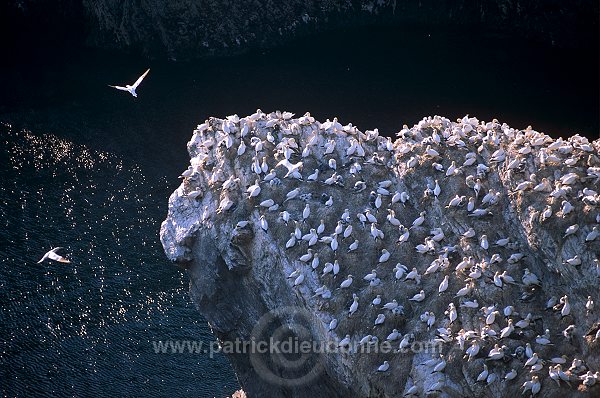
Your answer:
0;126;237;397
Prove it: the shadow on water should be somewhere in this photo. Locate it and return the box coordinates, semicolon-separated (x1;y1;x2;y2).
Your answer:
0;22;597;397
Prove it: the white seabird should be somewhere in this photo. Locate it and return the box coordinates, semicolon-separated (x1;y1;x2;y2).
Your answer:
276;159;303;179
500;320;514;339
433;180;441;197
477;365;489;382
338;334;351;347
186;190;202;200
311;254;319;269
330;235;339;251
561;296;571;317
317;219;325;234
487;344;505;360
285;188;300;202
480;234;489;250
330;261;339;276
302;204;311;221
410;212;426;229
37;247;70;263
393;263;408;279
298;250;313;263
343;224;352;238
374;313;386;326
340;209;350;222
339;275;353;289
432;357;446;373
293;273;304;286
377;361;390;372
259;199;275;208
382;300;399;311
328;318;338;331
378;249;391;263
460;299;478;309
409;290;425;302
349;294;359;316
586;226;599;242
398;333;412;350
387;209;401;226
563;224;579;238
446;303;457;323
247;179;261;198
504;369;517;380
108;68;150;97
280;210;290;224
387;329;400;341
259;215;268;231
438;275;449;294
465;340;480;360
522;268;540;286
363;270;377;282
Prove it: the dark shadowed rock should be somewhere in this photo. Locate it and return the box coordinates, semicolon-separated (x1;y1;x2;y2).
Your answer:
3;1;597;59
81;0;598;59
161;110;600;397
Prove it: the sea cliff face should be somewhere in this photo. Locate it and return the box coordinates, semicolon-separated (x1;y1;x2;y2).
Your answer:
2;1;597;59
160;111;600;397
81;0;598;59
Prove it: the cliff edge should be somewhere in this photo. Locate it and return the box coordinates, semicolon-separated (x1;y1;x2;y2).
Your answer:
160;111;600;397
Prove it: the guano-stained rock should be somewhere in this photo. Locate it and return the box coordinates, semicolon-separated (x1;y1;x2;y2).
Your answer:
161;110;600;397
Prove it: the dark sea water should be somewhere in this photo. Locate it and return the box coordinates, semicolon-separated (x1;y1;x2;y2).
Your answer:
0;25;598;397
0;128;238;397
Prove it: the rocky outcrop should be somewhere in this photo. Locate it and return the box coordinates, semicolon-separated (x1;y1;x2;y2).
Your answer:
82;0;598;59
160;110;600;397
2;1;597;59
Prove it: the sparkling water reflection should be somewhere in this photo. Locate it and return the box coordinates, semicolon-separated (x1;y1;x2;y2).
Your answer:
0;124;237;397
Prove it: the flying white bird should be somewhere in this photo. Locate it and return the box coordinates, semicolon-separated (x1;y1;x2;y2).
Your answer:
108;69;150;97
37;247;70;263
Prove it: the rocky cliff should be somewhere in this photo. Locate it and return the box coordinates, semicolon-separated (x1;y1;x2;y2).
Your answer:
160;111;600;397
2;1;597;59
82;0;598;59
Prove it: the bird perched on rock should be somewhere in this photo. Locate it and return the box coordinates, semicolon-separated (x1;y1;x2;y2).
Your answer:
168;111;600;398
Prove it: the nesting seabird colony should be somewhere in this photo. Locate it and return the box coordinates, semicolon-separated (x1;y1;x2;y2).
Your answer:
161;110;600;397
